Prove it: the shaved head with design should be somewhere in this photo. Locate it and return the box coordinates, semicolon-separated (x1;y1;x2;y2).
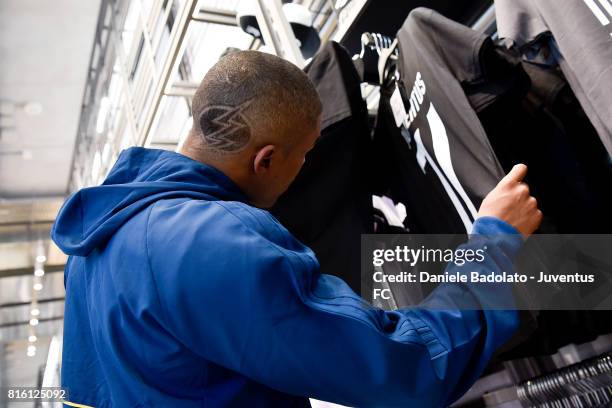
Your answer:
189;50;321;155
180;51;322;208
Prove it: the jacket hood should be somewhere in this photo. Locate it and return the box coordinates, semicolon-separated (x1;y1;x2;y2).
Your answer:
52;147;248;256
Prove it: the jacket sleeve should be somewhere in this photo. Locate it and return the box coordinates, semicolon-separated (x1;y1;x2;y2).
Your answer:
147;200;521;407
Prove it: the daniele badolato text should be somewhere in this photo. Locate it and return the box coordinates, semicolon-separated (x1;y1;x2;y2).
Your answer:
371;246;595;284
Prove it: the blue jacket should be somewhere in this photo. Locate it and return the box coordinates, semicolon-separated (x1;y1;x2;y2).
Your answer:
52;147;521;407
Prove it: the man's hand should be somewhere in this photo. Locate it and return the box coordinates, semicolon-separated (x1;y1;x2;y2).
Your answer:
477;164;542;238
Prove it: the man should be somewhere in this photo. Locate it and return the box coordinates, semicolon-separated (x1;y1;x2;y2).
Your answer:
53;51;542;407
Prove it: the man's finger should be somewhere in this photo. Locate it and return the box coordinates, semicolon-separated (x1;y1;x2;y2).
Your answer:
502;163;528;184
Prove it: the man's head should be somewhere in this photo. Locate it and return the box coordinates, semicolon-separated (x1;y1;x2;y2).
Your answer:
180;50;322;208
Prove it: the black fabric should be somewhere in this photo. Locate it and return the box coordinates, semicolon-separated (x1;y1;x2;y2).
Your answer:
371;84;467;302
467;41;612;358
469;43;612;233
304;41;362;129
372;81;467;235
390;7;611;237
270;42;372;293
495;0;612;156
395;7;611;230
395;8;506;209
362;9;612;404
383;8;612;361
373;8;524;306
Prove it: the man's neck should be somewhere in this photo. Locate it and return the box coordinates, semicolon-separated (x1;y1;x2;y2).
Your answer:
178;138;254;203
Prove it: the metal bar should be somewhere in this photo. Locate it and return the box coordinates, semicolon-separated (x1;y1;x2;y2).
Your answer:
197;7;237;18
0;196;65;204
152;0;175;54
0;296;65;310
150;141;180;146
145;0;164;33
470;3;496;33
0;264;65;280
139;0;198;147
165;80;199;97
0;220;54;228
139;2;160;84
253;3;280;54
318;7;338;44
66;0;116;194
0;315;64;329
0;229;53;244
192;12;237;26
110;19;141;145
132;55;155;116
125;7;149;79
255;0;306;67
331;0;369;42
192;8;238;26
165;88;197;98
171;80;199;88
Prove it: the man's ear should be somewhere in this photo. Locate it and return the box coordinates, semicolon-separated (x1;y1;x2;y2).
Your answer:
253;145;276;175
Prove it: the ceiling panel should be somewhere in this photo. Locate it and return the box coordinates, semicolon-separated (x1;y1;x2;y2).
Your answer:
0;0;101;199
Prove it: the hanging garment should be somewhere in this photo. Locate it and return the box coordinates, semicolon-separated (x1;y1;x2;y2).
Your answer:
394;8;506;214
270;42;373;293
394;7;612;233
372;77;470;235
372;68;480;307
374;61;541;343
388;8;611;360
495;0;612;156
466;41;612;233
380;7;612;406
465;9;612;356
395;7;612;233
372;7;517;305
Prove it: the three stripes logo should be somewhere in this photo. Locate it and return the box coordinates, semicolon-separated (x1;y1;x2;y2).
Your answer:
582;0;612;35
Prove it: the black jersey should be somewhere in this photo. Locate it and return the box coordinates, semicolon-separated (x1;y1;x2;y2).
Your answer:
270;42;372;292
495;0;612;156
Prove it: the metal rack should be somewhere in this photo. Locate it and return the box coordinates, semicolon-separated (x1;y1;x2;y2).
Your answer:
69;0;366;191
